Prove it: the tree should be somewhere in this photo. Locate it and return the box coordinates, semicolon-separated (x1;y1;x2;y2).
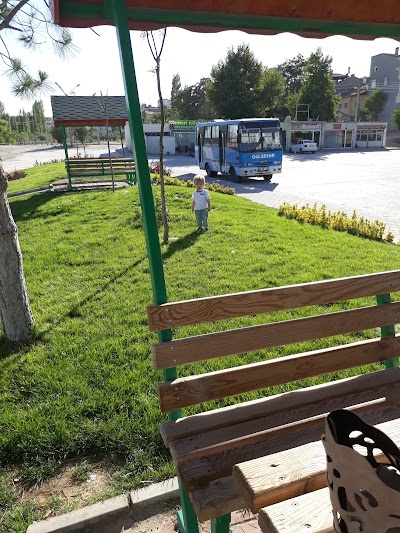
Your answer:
174;78;215;119
0;119;16;143
0;1;75;342
0;162;34;342
260;68;285;117
51;126;63;144
393;108;400;133
297;48;340;121
32;100;46;135
144;29;170;245
170;73;181;117
208;44;264;118
362;89;388;121
277;54;306;96
1;1;75;97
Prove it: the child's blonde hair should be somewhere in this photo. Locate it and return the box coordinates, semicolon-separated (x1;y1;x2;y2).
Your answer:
193;175;205;186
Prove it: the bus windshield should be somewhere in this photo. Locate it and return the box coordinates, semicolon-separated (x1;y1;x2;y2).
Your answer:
239;122;281;152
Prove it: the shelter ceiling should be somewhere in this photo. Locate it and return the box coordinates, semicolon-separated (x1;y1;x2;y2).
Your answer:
50;0;400;39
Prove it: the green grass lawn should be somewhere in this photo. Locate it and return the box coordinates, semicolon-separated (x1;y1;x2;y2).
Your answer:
2;165;400;531
7;163;67;194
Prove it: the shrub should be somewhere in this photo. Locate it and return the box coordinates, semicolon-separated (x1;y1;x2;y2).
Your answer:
206;182;235;195
278;202;394;243
148;161;172;176
5;170;27;181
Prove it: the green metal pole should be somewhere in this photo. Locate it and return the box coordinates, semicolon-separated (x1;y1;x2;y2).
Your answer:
111;0;181;412
62;124;72;190
376;293;399;368
376;293;399;369
119;125;125;153
111;6;198;530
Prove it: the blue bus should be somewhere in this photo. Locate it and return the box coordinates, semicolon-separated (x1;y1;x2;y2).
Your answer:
195;118;283;183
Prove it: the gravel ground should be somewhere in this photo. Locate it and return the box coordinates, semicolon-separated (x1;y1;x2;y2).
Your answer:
0;143;126;172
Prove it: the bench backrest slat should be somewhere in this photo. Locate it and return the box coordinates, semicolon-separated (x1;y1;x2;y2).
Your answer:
160;366;400;445
152;302;400;370
158;335;400;411
147;270;400;331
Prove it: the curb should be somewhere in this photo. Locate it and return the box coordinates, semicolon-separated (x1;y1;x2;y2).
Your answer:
26;477;179;533
8;186;52;198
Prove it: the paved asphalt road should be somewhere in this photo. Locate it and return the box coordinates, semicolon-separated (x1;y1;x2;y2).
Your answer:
2;143;399;238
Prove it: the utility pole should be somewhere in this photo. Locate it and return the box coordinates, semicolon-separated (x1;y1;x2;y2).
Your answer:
354;77;367;122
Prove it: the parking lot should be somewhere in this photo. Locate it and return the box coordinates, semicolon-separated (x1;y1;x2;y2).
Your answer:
164;149;400;239
2;143;400;239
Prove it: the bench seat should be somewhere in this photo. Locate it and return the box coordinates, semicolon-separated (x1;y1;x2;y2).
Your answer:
258;487;333;533
233;413;400;513
148;270;400;530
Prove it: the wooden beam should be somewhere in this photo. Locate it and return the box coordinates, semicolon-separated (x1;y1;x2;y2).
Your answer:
258;488;334;533
147;270;400;331
160;367;400;446
153;302;400;369
177;403;400;490
158;335;400;411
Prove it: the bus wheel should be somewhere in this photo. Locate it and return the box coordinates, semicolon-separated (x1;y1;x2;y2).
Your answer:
263;175;272;181
230;167;241;183
205;163;217;177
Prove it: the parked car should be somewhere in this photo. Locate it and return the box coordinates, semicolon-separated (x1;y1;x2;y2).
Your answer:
289;139;318;153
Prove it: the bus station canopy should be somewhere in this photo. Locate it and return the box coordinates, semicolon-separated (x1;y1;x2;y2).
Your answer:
51;95;128;128
51;0;400;40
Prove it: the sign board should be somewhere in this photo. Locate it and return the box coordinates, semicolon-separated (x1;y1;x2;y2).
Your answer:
170;120;206;131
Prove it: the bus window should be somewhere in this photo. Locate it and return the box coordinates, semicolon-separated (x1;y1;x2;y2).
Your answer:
204;126;212;146
211;125;219;145
227;124;239;149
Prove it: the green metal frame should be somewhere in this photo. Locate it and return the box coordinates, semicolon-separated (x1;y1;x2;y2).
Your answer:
377;293;399;369
61;124;72;190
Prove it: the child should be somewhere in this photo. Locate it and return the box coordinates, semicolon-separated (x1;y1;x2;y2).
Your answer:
191;175;211;233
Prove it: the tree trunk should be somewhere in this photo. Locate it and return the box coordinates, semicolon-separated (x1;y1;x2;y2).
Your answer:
0;162;34;342
156;60;169;245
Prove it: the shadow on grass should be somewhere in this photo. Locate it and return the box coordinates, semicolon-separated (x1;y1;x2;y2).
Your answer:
64;256;148;322
0;335;35;360
9;191;65;221
162;230;200;261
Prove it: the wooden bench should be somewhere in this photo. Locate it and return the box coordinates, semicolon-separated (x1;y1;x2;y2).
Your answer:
147;270;400;533
234;415;400;531
65;157;136;187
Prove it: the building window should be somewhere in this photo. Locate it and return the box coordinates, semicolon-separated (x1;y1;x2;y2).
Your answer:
384;77;388;86
374;66;378;72
356;129;383;142
371;79;376;88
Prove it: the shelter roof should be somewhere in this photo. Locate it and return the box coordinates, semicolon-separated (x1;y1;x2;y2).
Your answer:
51;96;128;127
50;0;400;40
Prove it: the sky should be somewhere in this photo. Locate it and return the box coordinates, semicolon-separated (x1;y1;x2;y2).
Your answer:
2;21;400;118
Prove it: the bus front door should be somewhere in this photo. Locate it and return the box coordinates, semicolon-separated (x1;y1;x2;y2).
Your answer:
197;133;202;163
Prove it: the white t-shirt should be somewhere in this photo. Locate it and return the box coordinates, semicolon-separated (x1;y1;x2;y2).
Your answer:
192;189;210;210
